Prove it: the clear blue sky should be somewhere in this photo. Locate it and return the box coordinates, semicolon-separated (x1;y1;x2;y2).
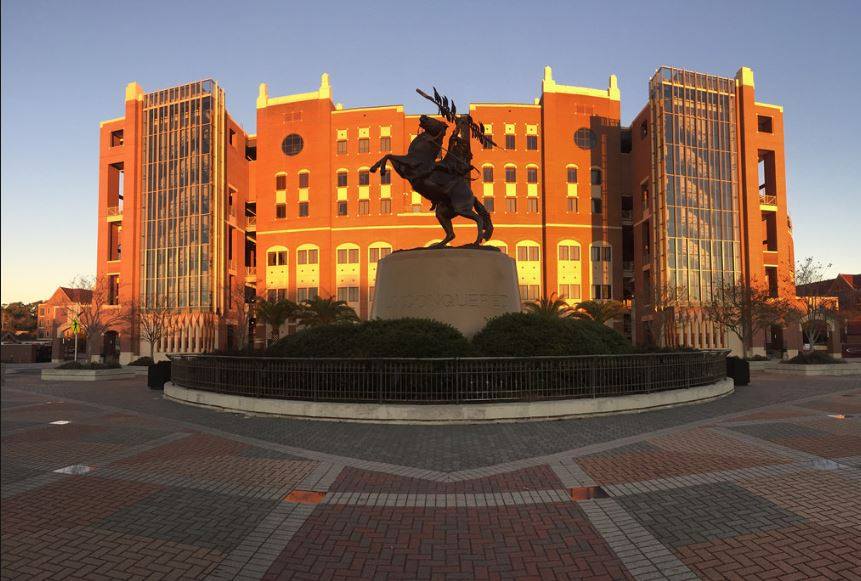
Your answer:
2;0;859;303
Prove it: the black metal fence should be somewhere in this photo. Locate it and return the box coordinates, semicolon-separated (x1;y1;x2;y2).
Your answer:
169;351;728;404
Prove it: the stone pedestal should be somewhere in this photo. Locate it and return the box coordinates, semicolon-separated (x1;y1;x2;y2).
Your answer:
371;247;521;338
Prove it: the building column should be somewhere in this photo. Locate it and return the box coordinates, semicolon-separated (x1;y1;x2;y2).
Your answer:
828;322;843;359
784;323;802;359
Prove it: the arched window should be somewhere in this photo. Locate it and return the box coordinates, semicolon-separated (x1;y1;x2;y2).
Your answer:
566;165;578;183
558;241;581;262
505;165;517;183
296;244;319;265
485;240;508;255
336;170;348;188
526;165;538;184
516;240;540;262
482;164;494;183
266;246;288;266
590;167;602;185
275;173;287;191
590;167;603;213
298;170;310;189
368;242;393;263
336;244;360;264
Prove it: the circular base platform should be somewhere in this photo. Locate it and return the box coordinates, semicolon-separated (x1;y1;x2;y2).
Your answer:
164;378;734;424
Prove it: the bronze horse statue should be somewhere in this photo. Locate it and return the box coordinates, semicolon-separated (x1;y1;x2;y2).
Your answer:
370;91;495;247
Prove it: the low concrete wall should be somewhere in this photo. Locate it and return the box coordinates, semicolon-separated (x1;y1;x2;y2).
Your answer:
165;378;734;424
770;362;861;376
41;368;136;382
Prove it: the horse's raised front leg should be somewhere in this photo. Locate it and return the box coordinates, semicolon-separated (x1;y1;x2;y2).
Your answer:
369;155;390;174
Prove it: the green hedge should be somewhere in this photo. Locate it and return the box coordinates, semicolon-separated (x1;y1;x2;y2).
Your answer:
56;361;121;370
781;351;845;365
472;313;632;357
267;318;475;358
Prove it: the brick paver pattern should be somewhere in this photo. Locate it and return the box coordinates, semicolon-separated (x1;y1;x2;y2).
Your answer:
1;370;859;579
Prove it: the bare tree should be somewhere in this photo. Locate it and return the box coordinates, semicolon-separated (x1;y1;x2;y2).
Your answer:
650;282;688;349
70;275;127;358
795;257;839;348
704;278;800;358
229;279;252;351
125;299;174;360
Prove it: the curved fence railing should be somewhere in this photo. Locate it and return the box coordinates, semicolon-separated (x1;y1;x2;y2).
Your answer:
169;351;728;404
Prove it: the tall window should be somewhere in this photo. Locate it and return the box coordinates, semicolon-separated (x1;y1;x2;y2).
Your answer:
558;244;581;261
358;138;369;153
337;247;360;263
506;198;517;213
483;166;494;182
337;287;360;302
527;167;538;184
108;275;120;305
591;285;612;300
267;249;288;266
358;200;370;215
337;201;348;216
484;196;495;213
297;248;318;264
526;135;538;150
275;203;287;219
380;199;391;214
369;246;392;263
337;140;347;154
567;167;578;183
298;172;309;188
337;172;348;187
559;284;580;300
519;285;540;301
526;198;538;213
380;171;391;185
297;287;318;302
359;170;370;186
299;202;309;217
505;166;516;183
591;198;602;214
591;168;602;186
516;245;540;262
505;134;515;150
380;136;391;151
567;198;578;212
275;174;287;190
590;246;612;262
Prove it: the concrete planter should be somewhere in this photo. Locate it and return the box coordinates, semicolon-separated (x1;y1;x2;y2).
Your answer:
165;378;734;424
771;362;861;376
747;360;778;371
41;367;136;382
125;366;151;376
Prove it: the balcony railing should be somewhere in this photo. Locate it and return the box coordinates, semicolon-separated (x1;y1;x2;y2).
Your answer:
623;261;634;274
621;209;633;222
246;265;257;277
106;206;123;217
760;194;777;206
246;215;256;230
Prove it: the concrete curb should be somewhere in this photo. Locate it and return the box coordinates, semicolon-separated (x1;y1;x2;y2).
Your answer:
164;378;735;424
769;362;861;376
40;368;137;382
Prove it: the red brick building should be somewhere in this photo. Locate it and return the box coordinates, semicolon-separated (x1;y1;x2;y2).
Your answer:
95;66;795;361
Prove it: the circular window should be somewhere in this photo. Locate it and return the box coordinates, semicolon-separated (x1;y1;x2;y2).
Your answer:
574;128;597;150
281;134;304;156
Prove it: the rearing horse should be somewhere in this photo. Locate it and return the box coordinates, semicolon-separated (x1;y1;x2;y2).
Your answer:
370;115;493;247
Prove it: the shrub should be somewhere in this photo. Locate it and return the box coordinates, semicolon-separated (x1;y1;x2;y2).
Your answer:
472;313;632;357
128;357;154;366
56;361;121;370
267;318;474;358
781;351;845;365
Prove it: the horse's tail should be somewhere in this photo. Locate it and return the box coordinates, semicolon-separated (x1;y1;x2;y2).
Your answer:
473;198;494;241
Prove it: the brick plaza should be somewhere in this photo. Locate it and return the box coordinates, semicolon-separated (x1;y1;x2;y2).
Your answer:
2;369;860;580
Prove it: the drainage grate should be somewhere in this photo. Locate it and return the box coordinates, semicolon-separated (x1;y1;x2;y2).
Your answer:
570;486;609;501
284;490;327;504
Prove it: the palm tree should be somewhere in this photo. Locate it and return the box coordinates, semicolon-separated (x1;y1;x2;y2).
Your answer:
572;300;627;325
255;298;297;344
296;296;359;327
523;293;574;318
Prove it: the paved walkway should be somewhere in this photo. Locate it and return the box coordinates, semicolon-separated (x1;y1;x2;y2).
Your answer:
2;369;859;580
